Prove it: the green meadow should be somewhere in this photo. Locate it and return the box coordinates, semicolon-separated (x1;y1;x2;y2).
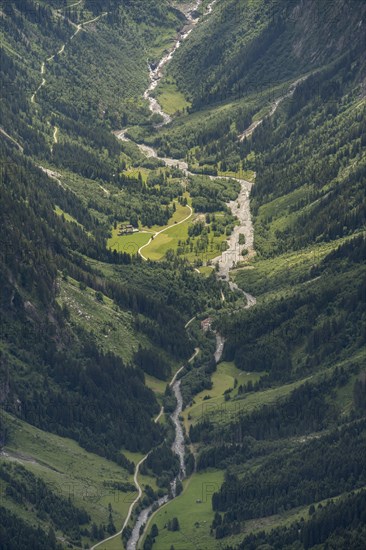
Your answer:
54;205;82;226
107;229;153;256
182;362;264;431
141;469;225;550
155;76;191;115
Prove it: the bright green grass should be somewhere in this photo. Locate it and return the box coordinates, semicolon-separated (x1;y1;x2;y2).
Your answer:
96;535;124;550
144;361;182;397
123;167;150;182
137;471;159;493
122;450;145;466
141;469;225;550
54;205;82;225
143;222;190;260
141;203;193;260
155;77;191;115
217;169;256;182
185;375;313;429
146;26;178;60
233;235;358;299
182;362;263;431
198;266;214;277
107;227;152;256
106;196;232;265
143;217;230;263
1;412;134;532
144;374;168;396
140;199;192;233
58;276;147;363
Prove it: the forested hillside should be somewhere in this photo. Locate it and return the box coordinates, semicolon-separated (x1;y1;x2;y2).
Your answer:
0;0;365;549
168;0;366;107
0;1;221;547
144;1;366;549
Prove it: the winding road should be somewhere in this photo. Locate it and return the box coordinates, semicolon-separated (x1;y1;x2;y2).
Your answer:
89;406;161;550
5;1;301;548
90;348;200;550
138;203;193;261
31;11;108;105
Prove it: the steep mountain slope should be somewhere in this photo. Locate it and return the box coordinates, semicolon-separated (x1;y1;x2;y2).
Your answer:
0;1;213;547
168;0;366;107
141;1;366;549
0;0;365;549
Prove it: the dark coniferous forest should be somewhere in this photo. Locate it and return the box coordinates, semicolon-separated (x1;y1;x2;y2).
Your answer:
0;0;365;548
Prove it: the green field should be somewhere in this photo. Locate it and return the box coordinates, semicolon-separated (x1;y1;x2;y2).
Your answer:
155;76;191;115
107;228;153;256
198;266;214;277
217;169;256;182
123;167;150;183
142;218;191;260
144;361;182;398
141;469;225;550
144;373;169;396
141;199;192;232
182;362;264;431
142;212;231;264
96;535;124;550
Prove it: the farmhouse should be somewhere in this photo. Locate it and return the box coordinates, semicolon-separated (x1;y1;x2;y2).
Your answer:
118;224;139;235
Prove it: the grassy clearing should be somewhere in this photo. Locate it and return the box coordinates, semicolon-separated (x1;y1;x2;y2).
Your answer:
121;450;145;466
144;361;182;398
1;413;134;531
107;194;234;265
58;276;147;363
141;469;225;550
155;76;191;115
143;215;230;264
97;535;124;550
108;199;192;260
198;266;214;277
140;201;193;260
54;205;82;225
107;228;152;256
137;471;159;493
144;374;168;397
184;374;312;430
233;235;355;299
217;168;256;182
182;362;263;431
140;199;191;233
123;167;150;183
143;220;190;260
146;26;178;60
